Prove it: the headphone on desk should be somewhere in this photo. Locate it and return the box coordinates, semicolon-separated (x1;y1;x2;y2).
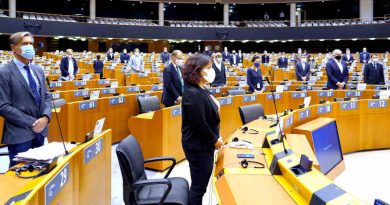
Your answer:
240;127;259;134
240;159;265;169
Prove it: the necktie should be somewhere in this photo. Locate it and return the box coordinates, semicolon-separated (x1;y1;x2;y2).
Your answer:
23;65;41;106
374;63;377;70
176;66;184;91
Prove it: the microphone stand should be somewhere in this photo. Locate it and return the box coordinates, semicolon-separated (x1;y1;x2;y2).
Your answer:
266;71;288;154
46;78;69;156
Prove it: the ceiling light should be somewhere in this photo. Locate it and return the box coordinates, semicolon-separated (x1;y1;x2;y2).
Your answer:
304;39;309;42
123;38;128;41
230;40;235;42
80;38;86;41
92;37;97;40
242;40;249;43
153;39;158;41
107;38;113;40
319;39;325;41
281;40;287;43
138;38;144;41
352;38;358;41
334;39;341;41
288;39;293;42
196;40;201;42
369;38;376;40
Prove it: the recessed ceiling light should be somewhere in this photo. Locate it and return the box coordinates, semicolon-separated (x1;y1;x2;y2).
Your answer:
304;39;309;42
281;40;287;43
334;39;341;41
123;38;128;41
242;40;249;43
153;39;158;41
369;38;376;40
107;38;113;40
352;38;358;41
138;38;144;41
230;40;235;42
319;39;325;41
196;40;201;42
288;39;293;42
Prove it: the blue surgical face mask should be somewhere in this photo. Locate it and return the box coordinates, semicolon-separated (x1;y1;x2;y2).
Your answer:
20;45;35;60
254;62;260;67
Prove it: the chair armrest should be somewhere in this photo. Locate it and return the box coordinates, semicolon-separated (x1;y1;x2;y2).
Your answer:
131;178;172;205
144;156;176;178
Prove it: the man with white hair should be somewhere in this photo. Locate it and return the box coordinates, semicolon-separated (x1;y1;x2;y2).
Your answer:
326;49;349;89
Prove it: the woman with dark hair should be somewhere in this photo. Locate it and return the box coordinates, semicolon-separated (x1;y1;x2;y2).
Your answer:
247;56;264;93
181;54;224;205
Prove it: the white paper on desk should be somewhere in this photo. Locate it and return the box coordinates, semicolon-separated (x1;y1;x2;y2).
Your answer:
276;85;284;93
93;118;105;137
15;142;76;161
90;90;100;100
379;90;390;99
111;81;118;88
357;83;367;91
82;74;91;81
303;96;311;108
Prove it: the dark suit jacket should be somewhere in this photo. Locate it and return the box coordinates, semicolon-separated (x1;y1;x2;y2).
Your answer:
93;60;104;73
229;54;241;65
326;59;349;89
364;62;385;84
160;52;170;63
162;63;183;107
106;52;115;61
295;62;311;81
60;57;78;77
211;62;226;87
359;52;370;63
120;53;130;63
278;57;288;68
247;68;264;92
0;61;52;144
342;54;354;65
261;55;270;64
182;84;220;153
222;51;230;61
203;50;213;56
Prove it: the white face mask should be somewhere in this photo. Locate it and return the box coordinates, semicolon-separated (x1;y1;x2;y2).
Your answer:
373;58;379;62
203;67;216;83
216;57;222;62
175;59;184;67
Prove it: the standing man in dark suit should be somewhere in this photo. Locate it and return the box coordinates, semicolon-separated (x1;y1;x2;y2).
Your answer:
247;56;264;93
261;50;270;64
211;53;227;87
222;47;230;62
93;54;104;79
342;48;354;67
60;48;78;81
229;50;239;66
359;47;370;63
278;52;288;68
120;48;130;64
203;46;213;56
364;54;385;85
326;49;349;89
162;50;184;107
106;48;115;61
0;32;52;167
238;50;244;63
160;47;170;65
295;56;311;81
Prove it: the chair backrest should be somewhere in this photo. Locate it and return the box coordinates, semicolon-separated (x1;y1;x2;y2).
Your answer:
116;136;147;205
238;104;265;125
228;89;246;96
137;96;160;114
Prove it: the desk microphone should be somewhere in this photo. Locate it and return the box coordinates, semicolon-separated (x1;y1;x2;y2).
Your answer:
265;71;288;154
46;78;69;156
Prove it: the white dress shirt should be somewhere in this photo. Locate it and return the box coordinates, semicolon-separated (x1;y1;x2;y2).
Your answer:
335;59;343;73
68;57;74;77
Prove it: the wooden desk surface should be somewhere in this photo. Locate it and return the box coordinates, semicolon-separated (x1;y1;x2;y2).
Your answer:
215;174;297;205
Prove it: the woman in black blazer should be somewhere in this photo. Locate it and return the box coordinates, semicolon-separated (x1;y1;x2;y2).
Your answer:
182;54;224;205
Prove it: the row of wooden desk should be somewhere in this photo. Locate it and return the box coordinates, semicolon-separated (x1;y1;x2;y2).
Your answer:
0;130;112;205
